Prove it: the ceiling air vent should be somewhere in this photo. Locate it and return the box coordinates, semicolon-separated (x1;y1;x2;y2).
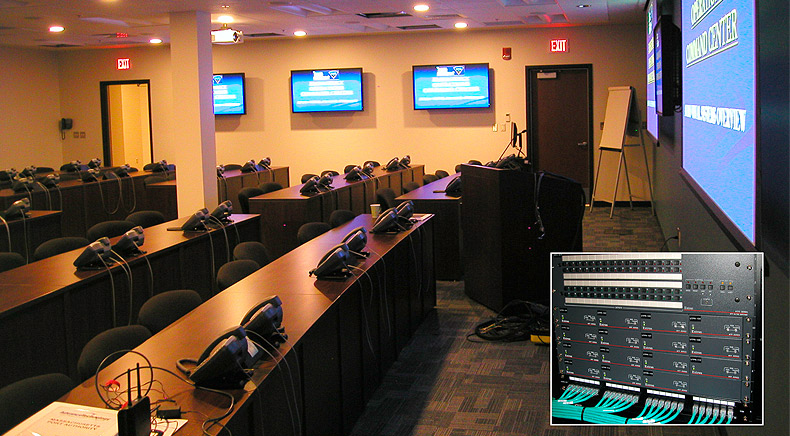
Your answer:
483;20;525;26
357;11;412;19
247;32;284;38
425;14;464;20
397;24;442;30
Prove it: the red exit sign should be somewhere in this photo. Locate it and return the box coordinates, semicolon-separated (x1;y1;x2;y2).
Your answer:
550;39;568;53
117;58;131;70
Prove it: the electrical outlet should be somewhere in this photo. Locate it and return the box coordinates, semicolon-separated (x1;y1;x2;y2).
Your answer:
499;123;507;132
492;123;498;132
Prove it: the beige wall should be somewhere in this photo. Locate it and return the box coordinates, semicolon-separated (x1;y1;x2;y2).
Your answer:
0;46;63;169
9;24;648;199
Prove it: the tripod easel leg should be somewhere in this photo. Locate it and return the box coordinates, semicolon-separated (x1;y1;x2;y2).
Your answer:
590;148;604;213
610;151;624;219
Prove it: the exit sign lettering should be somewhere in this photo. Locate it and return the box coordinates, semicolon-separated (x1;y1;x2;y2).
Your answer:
550;39;568;53
117;58;131;70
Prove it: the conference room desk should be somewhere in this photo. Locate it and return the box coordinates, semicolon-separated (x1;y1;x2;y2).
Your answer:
145;179;178;219
0;214;259;387
397;173;462;280
218;166;290;204
59;213;435;436
0;169;176;237
0;210;62;259
249;164;425;258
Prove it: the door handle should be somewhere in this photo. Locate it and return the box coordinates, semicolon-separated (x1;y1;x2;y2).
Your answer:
577;141;588;147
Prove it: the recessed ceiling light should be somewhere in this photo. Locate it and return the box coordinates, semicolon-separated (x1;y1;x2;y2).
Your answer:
577;4;591;7
150;38;162;44
454;22;468;29
221;4;230;9
414;4;430;12
218;15;234;24
294;30;307;37
49;25;64;33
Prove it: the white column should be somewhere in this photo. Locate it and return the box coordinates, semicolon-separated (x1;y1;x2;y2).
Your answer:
169;10;218;216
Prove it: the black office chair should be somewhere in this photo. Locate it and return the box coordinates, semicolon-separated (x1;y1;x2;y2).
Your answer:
223;163;242;171
301;173;318;184
258;182;283;194
137;290;202;334
143;162;158;171
343;164;357;174
435;170;450;179
423;174;439;185
363;160;380;168
297;222;331;245
320;170;339;177
329;209;356;228
0;252;25;273
375;188;397;210
216;259;260;291
238;187;265;214
233;241;272;268
77;325;152;381
468;159;482;165
455;164;462;173
403;182;420;193
126;210;166;228
0;373;75;434
86;220;136;242
143;175;167;187
33;236;90;261
60;162;81;172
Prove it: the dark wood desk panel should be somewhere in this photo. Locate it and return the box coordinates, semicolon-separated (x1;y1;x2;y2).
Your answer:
0;210;62;260
219;166;290;205
397;174;462;280
0;214;259;386
249;165;424;258
145;179;178;220
55;214;434;436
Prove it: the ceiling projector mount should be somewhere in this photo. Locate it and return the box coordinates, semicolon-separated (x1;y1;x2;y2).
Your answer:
211;24;243;44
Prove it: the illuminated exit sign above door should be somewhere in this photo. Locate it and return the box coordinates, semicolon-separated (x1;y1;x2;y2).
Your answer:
117;58;131;70
550;39;568;53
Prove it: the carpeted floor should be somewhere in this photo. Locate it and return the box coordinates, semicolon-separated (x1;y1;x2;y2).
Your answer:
350;207;723;436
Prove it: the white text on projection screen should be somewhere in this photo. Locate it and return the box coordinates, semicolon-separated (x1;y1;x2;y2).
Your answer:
682;0;756;242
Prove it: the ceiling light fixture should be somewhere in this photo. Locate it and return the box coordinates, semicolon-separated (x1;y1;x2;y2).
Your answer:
217;15;234;24
413;4;430;12
577;4;591;7
454;22;468;29
294;30;307;37
49;25;64;32
150;38;162;44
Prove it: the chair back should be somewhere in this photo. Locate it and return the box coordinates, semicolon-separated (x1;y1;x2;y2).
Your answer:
86;220;136;241
329;209;356;228
435;170;450;179
137;290;202;334
301;173;318;184
238;187;265;214
217;259;260;291
233;241;272;268
403;182;420;193
375;188;397;210
125;210;166;228
0;373;74;433
0;252;25;273
77;325;152;381
33;237;90;261
297;222;331;245
258;182;283;194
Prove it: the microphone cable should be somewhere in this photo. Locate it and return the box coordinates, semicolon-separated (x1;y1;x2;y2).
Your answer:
347;265;378;358
131;239;155;299
362;246;392;338
98;256;118;327
247;332;301;436
110;249;135;325
0;215;11;255
207;215;231;264
35;181;53;210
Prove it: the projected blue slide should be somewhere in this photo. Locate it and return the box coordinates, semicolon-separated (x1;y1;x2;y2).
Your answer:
291;68;363;113
413;63;490;109
645;0;658;139
682;0;755;242
213;73;246;115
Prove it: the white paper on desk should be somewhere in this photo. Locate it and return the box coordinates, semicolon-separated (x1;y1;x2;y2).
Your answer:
7;401;118;436
7;401;187;436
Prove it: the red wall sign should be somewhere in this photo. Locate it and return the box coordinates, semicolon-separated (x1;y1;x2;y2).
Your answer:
117;58;131;70
550;39;568;53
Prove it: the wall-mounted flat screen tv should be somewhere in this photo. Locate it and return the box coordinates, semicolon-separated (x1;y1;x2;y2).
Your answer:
213;73;246;115
290;68;363;113
645;0;659;140
412;63;490;110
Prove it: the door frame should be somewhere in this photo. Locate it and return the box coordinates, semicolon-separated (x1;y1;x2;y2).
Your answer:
100;79;154;166
525;64;594;191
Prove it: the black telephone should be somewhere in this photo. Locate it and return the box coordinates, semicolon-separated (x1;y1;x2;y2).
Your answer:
258;157;271;169
240;296;287;345
371;208;401;233
309;243;351;278
317;173;333;190
361;162;375;176
344;166;366;181
399;155;411;168
385;157;400;171
40;173;60;189
80;168;100;182
88;158;102;169
114;164;131;177
342;226;368;256
59;118;73;139
241;160;258;173
299;176;320;195
179;326;259;389
11;176;33;192
444;175;462;196
216;165;226;178
395;200;414;219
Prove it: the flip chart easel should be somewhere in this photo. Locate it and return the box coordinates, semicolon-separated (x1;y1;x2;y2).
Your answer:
589;86;654;218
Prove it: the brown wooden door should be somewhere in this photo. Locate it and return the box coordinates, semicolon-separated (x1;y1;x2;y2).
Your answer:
526;65;593;194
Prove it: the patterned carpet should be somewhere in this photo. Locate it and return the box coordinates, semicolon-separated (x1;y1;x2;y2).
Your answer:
350;207;723;436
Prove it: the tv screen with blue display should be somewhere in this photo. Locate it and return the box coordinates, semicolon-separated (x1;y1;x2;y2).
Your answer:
681;0;756;245
645;0;658;140
290;68;363;113
213;73;246;115
412;63;490;110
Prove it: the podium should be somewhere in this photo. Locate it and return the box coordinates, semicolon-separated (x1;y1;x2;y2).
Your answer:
460;164;584;311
